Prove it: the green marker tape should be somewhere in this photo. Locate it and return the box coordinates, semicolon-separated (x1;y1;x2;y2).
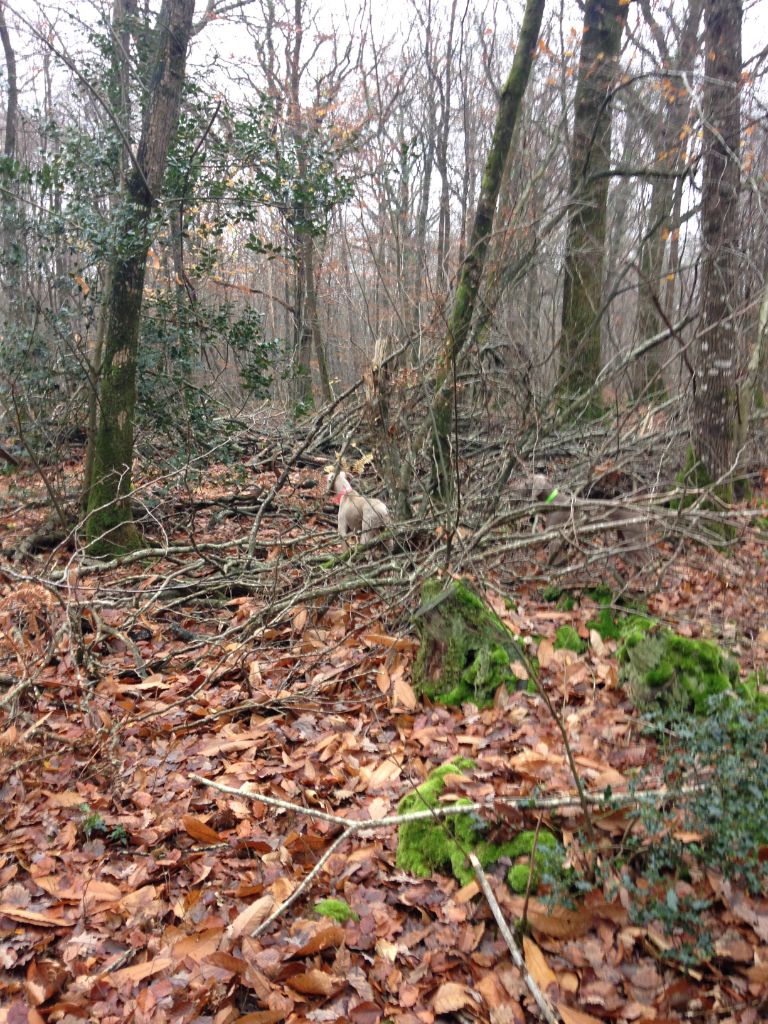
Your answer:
545;488;559;504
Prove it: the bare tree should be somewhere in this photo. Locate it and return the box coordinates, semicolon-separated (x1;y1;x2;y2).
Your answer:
429;0;546;497
633;0;703;395
558;0;628;407
691;0;742;480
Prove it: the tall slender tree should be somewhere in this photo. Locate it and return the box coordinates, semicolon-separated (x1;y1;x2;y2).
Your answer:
429;0;546;497
558;0;628;406
634;0;702;395
0;0;20;302
691;0;742;480
86;0;196;550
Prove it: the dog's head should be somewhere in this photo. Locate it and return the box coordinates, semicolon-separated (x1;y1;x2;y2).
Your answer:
324;467;353;501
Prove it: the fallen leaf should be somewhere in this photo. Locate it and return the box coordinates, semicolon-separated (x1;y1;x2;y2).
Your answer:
348;1001;382;1024
362;759;402;791
45;791;86;808
527;906;592;939
292;606;308;633
286;968;337;995
580;979;623;1012
523;935;558;993
375;663;390;693
589;630;606;656
226;895;275;939
557;1006;605;1024
26;959;67;1005
110;956;173;985
174;928;222;963
182;814;224;844
363;633;416;650
288;923;344;957
433;981;471;1013
537;638;555;668
0;906;73;928
392;675;417;709
745;963;768;983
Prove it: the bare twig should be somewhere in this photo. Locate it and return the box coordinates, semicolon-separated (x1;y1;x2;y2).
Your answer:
469;852;561;1024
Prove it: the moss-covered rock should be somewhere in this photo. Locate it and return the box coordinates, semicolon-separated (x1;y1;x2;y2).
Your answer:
412;578;525;706
619;627;741;713
314;898;359;923
396;759;546;887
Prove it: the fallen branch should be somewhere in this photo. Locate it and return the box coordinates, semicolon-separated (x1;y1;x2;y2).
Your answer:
470;852;561;1024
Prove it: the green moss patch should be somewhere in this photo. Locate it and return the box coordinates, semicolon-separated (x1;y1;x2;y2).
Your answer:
505;830;563;894
587;606;655;643
396;761;564;891
412;578;525;706
554;625;586;654
618;628;745;713
314;899;359;923
542;585;576;610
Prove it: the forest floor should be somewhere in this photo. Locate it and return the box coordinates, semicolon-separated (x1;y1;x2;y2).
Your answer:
0;449;767;1024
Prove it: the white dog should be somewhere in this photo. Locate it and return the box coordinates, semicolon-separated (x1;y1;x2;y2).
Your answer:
330;470;392;547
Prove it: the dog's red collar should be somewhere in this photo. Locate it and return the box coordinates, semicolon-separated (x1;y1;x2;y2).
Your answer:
332;488;353;505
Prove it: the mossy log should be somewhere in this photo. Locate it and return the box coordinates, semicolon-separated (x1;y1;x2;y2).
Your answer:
617;626;756;713
412;578;526;706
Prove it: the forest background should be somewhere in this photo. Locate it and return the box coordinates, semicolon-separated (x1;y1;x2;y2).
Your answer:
1;0;768;1021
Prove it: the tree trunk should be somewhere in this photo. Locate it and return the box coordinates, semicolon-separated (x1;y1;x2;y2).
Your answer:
634;0;702;396
0;1;17;159
428;0;546;498
86;0;195;551
303;233;332;403
557;0;628;406
0;0;20;308
291;248;315;413
83;0;137;512
434;0;457;292
691;0;742;480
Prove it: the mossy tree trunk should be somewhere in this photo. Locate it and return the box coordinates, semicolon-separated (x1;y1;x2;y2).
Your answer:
85;0;195;552
428;0;546;499
692;0;742;481
557;0;628;407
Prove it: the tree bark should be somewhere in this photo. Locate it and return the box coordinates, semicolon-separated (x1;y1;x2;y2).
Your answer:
692;0;742;480
303;233;332;403
634;0;702;396
86;0;195;551
83;0;137;512
0;0;20;307
557;0;628;406
428;0;546;497
0;1;17;159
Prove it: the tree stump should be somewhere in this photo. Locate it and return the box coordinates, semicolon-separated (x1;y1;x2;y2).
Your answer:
412;578;526;706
